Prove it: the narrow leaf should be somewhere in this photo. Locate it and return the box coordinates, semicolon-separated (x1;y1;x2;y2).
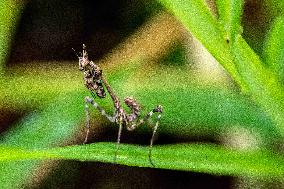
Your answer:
0;143;283;178
159;0;246;90
263;16;284;81
0;92;86;188
0;1;25;74
130;88;277;141
233;35;284;136
264;0;284;16
216;0;244;43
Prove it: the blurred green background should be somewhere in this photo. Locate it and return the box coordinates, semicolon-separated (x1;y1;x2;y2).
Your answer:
0;0;283;188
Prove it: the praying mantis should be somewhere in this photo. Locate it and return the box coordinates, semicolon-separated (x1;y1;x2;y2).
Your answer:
74;44;163;166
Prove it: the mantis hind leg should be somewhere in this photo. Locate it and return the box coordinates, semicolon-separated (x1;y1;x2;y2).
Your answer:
83;96;116;143
126;105;163;166
84;102;91;144
148;112;162;167
114;118;123;163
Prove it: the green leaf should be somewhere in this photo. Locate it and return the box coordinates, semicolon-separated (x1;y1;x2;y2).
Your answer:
216;0;244;43
263;16;284;81
0;1;24;75
264;0;284;16
130;88;277;141
0;143;283;178
0;64;82;109
159;0;284;137
0;60;281;188
111;62;279;141
1;80;279;188
158;0;247;91
233;35;284;136
0;92;87;188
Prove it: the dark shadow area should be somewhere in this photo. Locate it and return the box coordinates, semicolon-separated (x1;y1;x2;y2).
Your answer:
242;0;272;57
8;0;161;64
83;122;220;146
159;40;189;66
39;161;233;189
0;108;27;135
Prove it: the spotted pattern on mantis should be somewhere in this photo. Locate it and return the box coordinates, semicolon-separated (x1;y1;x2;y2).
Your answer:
74;44;163;166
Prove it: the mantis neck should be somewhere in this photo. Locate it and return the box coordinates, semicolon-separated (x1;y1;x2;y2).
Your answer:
102;76;121;109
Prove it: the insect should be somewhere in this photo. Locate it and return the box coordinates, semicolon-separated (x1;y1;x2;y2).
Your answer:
74;44;163;166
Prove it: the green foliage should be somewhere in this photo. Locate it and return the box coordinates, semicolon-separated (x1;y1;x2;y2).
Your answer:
263;16;284;82
264;0;284;16
215;0;244;43
1;143;283;178
0;92;85;188
159;0;284;136
159;0;241;85
0;62;282;188
233;36;284;135
0;1;24;74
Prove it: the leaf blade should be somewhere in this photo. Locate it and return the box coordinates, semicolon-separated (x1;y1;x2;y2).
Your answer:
0;1;24;74
233;35;284;136
0;92;86;188
0;143;283;178
159;0;246;90
263;16;284;81
216;0;244;43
